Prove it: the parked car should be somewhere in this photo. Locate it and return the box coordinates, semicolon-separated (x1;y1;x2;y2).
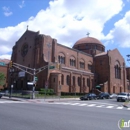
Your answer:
109;93;117;99
80;93;97;100
117;92;130;102
97;92;110;99
0;92;4;98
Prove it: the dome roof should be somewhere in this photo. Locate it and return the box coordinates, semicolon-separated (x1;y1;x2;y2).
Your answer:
73;37;103;47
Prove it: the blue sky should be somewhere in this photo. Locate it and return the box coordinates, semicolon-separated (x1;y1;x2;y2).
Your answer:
0;0;130;66
0;0;50;27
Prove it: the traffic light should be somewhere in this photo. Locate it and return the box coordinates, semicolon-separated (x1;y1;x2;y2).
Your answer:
56;63;60;69
9;61;13;68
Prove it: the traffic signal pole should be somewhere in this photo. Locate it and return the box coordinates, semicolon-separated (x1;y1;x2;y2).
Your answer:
32;68;36;99
8;61;60;99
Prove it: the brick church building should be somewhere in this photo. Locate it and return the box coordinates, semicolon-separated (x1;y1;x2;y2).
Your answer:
9;29;130;95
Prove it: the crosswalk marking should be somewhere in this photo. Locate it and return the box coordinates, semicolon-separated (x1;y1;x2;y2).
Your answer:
87;104;96;107
78;104;88;106
117;106;123;109
61;103;72;105
51;102;130;110
96;105;105;107
106;106;114;108
70;103;80;105
1;100;130;110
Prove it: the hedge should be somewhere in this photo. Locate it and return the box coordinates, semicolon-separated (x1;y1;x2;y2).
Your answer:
39;88;54;95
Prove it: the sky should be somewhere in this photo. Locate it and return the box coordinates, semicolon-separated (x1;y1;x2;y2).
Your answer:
0;0;130;66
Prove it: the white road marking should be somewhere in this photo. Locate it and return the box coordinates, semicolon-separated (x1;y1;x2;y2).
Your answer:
106;106;114;108
86;101;118;106
127;108;130;110
70;103;80;105
87;104;96;107
78;104;88;106
37;101;130;110
96;105;105;107
116;106;123;109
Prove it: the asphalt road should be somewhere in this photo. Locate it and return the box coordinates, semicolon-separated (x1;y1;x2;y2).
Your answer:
0;99;129;130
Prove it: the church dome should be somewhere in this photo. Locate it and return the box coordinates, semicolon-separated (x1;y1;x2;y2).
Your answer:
73;37;103;47
73;36;105;56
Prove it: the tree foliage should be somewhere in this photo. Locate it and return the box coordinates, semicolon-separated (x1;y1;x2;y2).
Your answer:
0;72;5;86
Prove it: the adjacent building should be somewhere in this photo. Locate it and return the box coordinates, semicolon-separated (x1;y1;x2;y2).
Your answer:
0;59;10;90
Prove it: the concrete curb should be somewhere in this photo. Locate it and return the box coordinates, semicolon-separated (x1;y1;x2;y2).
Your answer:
1;96;25;101
1;96;80;102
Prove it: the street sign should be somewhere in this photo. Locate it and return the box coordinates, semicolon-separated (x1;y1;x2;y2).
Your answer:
45;85;48;89
11;85;13;88
27;82;33;85
45;81;48;89
49;66;55;69
35;76;38;81
18;71;25;77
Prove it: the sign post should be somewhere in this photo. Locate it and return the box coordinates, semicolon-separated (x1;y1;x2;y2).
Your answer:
44;81;48;99
32;68;36;99
9;85;13;98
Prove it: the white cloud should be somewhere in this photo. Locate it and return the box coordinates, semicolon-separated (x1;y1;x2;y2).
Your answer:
2;6;13;16
105;11;130;47
0;0;124;59
19;0;25;8
0;55;11;60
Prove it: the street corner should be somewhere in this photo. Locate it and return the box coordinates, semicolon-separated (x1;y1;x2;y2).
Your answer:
1;96;25;102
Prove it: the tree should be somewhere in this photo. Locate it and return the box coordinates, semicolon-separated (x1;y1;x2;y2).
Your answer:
0;72;5;86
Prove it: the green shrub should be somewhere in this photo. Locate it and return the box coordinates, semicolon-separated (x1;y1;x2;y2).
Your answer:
39;88;54;95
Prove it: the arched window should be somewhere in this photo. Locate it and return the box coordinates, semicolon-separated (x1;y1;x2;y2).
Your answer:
66;75;70;85
73;76;75;86
78;77;81;86
61;74;64;85
80;59;85;69
114;61;121;79
58;53;65;64
83;78;85;86
87;78;90;87
88;61;92;71
70;56;76;67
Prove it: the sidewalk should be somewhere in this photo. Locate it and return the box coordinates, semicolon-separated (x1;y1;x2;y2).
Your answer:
1;96;130;107
1;96;80;102
122;101;130;108
1;96;26;101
